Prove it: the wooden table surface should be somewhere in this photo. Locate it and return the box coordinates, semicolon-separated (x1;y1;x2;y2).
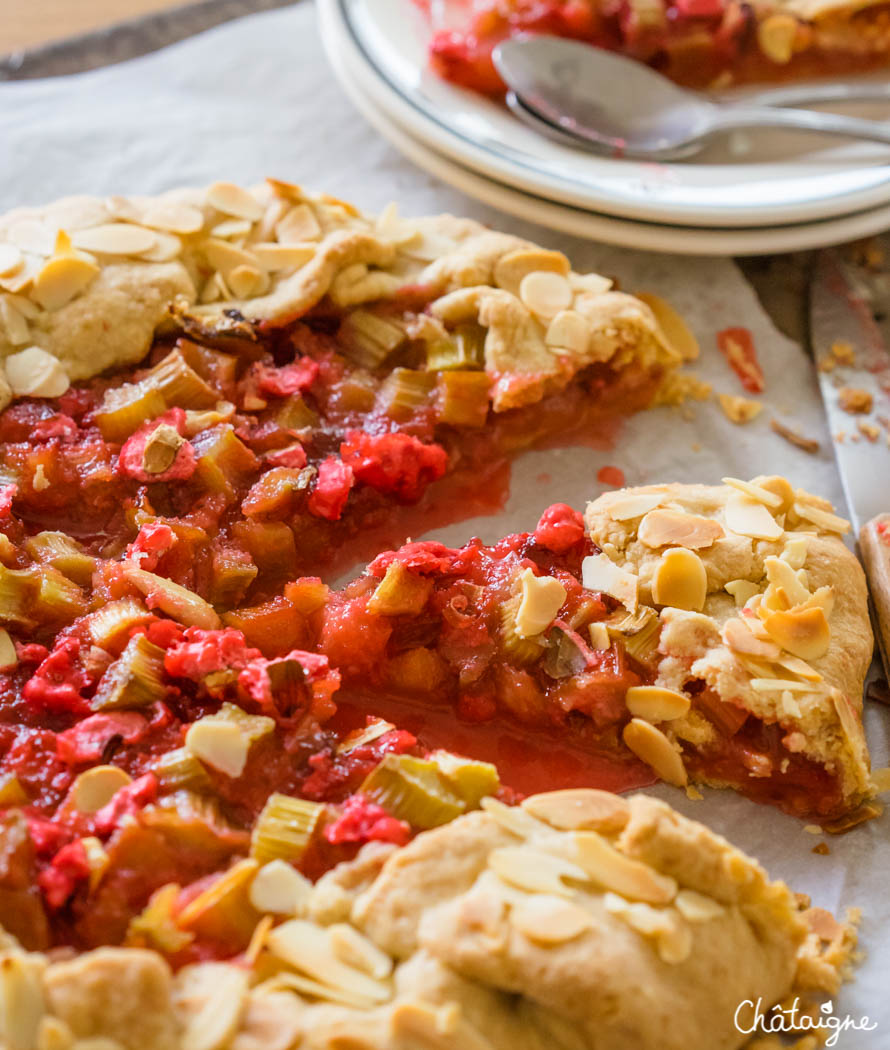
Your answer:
0;0;190;52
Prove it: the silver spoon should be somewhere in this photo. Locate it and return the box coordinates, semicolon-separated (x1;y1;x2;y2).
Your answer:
493;36;890;160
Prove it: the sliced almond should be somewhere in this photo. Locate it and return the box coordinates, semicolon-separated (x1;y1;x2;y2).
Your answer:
761;605;831;661
0;244;23;278
5;346;70;397
753;475;795;512
625;685;690;722
0;953;45;1050
792;501;850;535
210;219;251;239
794;585;835;618
4;293;39;320
603;491;666;521
635;292;699;361
142;203;205;235
622;718;687;787
139;231;182;263
518;271;573;319
545;309;589;355
722;476;783;509
328;924;393;980
251;242;316;271
226;264;261;299
175;962;249;1050
651;547;707;611
480;796;550;839
206;182;262;222
493;247;570;297
275;204;321;243
774;654;822;682
249;859;312;915
725;493;784;540
722;617;781;660
488;846;587;897
72;224;156;256
8;219;55;256
185;720;249;778
674;888;725;922
780;536;810;570
72;765;132;813
515;567;567;638
657;919;693;964
0;297;29;345
589;622;611;650
565;830;677;904
522;789;630;834
31;252;99;311
203;239;259;278
718;394;762;425
638;509;723;550
757;12;798;64
581;554;638;611
509;895;593;944
832;690;862;750
764;556;810;607
749;677;814;693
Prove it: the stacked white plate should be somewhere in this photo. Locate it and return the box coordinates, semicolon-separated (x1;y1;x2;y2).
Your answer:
319;0;890;254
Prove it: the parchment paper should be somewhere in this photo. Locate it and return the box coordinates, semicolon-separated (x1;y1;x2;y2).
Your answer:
0;5;886;1042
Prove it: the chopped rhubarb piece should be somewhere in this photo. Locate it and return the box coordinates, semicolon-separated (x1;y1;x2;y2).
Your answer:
256;357;319;398
126;522;176;572
674;0;725;16
533;503;585;553
320;597;392;676
263;443;307;469
717;327;765;395
0;484;17;519
324;793;410;846
597;466;625;488
22;636;91;716
56;712;148;765
38;839;90;911
340;431;448;503
164;627;262;682
368;541;469;578
238;649;340;722
307;456;354;521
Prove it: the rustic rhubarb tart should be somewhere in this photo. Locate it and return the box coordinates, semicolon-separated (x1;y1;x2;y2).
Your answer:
0;789;857;1050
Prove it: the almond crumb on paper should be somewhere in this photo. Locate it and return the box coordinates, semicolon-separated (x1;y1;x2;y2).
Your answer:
812;842;830;856
803;824;821;835
718;393;762;424
685;785;704;801
839;386;873;414
771;419;820;454
832;339;856;365
859;420;881;442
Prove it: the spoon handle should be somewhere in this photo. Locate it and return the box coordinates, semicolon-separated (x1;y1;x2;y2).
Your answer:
715;104;890;147
724;82;890;109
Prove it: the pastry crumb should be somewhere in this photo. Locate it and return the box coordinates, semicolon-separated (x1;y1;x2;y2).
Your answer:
653;373;712;407
803;824;822;834
685;785;704;801
838;387;873;414
817;356;837;373
811;842;830;856
858;420;880;442
718;393;762;424
771;419;820;454
831;340;856;365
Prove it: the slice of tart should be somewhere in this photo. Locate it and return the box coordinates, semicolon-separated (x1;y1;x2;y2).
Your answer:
0;179;683;577
0;788;857;1050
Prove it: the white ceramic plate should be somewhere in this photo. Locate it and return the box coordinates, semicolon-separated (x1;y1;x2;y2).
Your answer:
322;23;890;255
319;0;890;229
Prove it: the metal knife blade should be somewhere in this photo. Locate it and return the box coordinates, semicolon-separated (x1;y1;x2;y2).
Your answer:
809;248;890;678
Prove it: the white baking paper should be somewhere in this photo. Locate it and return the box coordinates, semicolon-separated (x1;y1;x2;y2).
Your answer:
0;5;886;1043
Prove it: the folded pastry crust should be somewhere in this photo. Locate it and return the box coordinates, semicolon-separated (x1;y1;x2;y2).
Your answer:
0;789;854;1050
585;477;874;813
0;180;679;413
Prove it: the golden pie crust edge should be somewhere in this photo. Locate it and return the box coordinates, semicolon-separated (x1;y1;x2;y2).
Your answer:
0;179;682;414
584;477;874;808
0;790;856;1050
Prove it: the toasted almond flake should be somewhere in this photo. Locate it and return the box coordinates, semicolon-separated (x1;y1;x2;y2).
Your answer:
266;920;391;1004
141;203;205;235
589;622;611;650
493;247;570;297
674;889;725;922
725;493;784;540
794;585;835;618
519;270;572;319
0;244;23;277
251;241;316;271
625;685;690;722
603;491;666;521
186;721;249;778
622;718;687;787
685;784;704;801
0;953;45;1050
257;970;378;1010
5;346;70;398
722;617;781;660
749;678;817;692
774;654;822;682
176;962;250;1050
522;789;630;833
481;795;550;838
138;231;182;262
761;605;830;661
227;264;261;299
780;535;810;570
488;845;587;897
244;914;274;967
793;501;850;535
276;203;322;243
570;271;613;296
203;239;259;277
722;476;783;509
31;252;99;311
651;547;707;612
8;219;55;256
71;224;156;255
565;830;677;903
635;292;698;361
581;554;638;611
209;218;251;239
515;568;566;638
390;1003;471;1048
249;859;312;915
545;309;589;354
328;924;393;980
724;579;759;606
72;764;132;813
0;297;29;344
0;629;16;670
638;509;723;550
206;181;263;222
509;894;593;944
764;556;810;608
832;690;862;750
803;824;822;834
718;393;762;424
